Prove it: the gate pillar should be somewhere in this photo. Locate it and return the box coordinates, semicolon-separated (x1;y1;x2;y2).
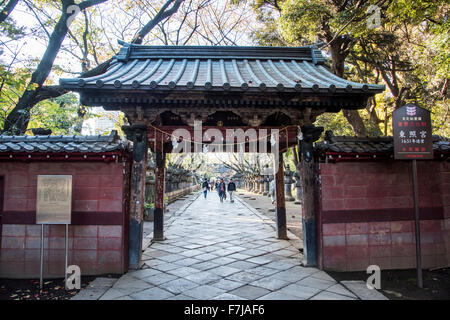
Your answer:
154;151;166;241
123;124;147;270
275;152;288;239
299;124;323;267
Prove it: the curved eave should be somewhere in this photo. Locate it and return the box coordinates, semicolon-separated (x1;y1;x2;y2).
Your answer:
60;82;385;95
60;58;385;95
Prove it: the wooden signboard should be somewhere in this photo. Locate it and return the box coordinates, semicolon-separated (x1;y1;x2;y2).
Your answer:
36;175;72;224
392;103;434;289
393;103;433;160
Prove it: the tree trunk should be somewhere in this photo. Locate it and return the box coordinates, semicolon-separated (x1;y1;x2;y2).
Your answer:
0;0;19;23
329;39;367;137
3;0;108;135
342;109;367;136
3;0;184;135
4;3;72;134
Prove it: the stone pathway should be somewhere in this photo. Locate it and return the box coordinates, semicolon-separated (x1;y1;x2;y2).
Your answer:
73;191;387;300
237;189;303;239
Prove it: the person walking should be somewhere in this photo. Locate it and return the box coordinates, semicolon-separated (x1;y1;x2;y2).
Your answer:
270;178;275;204
202;178;209;199
217;178;226;203
227;178;236;203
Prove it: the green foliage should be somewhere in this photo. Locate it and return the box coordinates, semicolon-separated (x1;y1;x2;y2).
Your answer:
314;111;354;137
0;19;25;40
0;66;92;135
28;93;87;135
144;201;154;210
279;0;333;44
251;0;449;137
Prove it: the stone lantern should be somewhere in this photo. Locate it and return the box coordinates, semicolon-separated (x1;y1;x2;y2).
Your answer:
263;175;269;196
166;171;172;193
284;168;295;202
254;176;260;194
181;170;188;189
268;175;274;198
258;175;265;194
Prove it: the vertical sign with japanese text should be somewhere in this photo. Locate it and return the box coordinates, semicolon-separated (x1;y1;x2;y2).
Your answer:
393;103;433;160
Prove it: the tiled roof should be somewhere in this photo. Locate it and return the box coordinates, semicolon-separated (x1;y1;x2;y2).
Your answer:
0;130;128;154
60;41;385;94
316;131;450;155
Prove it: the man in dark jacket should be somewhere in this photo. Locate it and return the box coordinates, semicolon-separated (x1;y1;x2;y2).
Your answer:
202;179;209;198
217;178;226;203
227;178;236;203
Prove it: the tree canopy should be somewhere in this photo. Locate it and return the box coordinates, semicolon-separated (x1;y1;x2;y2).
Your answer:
0;0;448;137
250;0;449;136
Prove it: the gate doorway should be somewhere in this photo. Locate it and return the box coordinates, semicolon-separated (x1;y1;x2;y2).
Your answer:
60;42;384;270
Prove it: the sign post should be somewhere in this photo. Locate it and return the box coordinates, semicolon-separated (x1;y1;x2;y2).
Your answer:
36;175;72;290
393;103;433;288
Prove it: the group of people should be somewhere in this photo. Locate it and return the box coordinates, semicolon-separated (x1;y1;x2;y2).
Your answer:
201;178;236;203
201;177;278;204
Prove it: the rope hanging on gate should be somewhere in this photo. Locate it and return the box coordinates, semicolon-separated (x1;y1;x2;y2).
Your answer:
147;123;298;149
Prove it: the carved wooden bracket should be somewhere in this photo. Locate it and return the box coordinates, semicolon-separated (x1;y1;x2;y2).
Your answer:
300;124;324;163
122;124;147;162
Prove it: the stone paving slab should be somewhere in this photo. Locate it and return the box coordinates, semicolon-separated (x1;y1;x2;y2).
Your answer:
341;280;389;300
100;287;140;300
237;189;303;240
71;287;108;300
182;285;226;300
228;285;270;300
72;191;387;300
310;291;357;300
130;287;174;300
325;284;358;299
71;277;118;300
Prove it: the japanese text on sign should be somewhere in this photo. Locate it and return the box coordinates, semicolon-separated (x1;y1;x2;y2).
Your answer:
393;104;433;160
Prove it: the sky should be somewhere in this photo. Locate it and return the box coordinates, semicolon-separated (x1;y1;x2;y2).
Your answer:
2;0;261;83
0;0;264;140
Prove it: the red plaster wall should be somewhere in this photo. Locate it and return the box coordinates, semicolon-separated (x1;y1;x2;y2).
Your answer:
441;161;450;264
0;161;127;278
319;160;449;272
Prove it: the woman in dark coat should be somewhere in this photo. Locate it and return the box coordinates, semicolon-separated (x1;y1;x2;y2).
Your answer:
217;178;227;203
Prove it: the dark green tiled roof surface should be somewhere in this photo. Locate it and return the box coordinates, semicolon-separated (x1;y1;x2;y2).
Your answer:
316;131;450;154
0;131;128;153
60;42;385;94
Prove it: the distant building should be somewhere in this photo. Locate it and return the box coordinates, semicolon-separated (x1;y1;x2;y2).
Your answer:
81;107;121;135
